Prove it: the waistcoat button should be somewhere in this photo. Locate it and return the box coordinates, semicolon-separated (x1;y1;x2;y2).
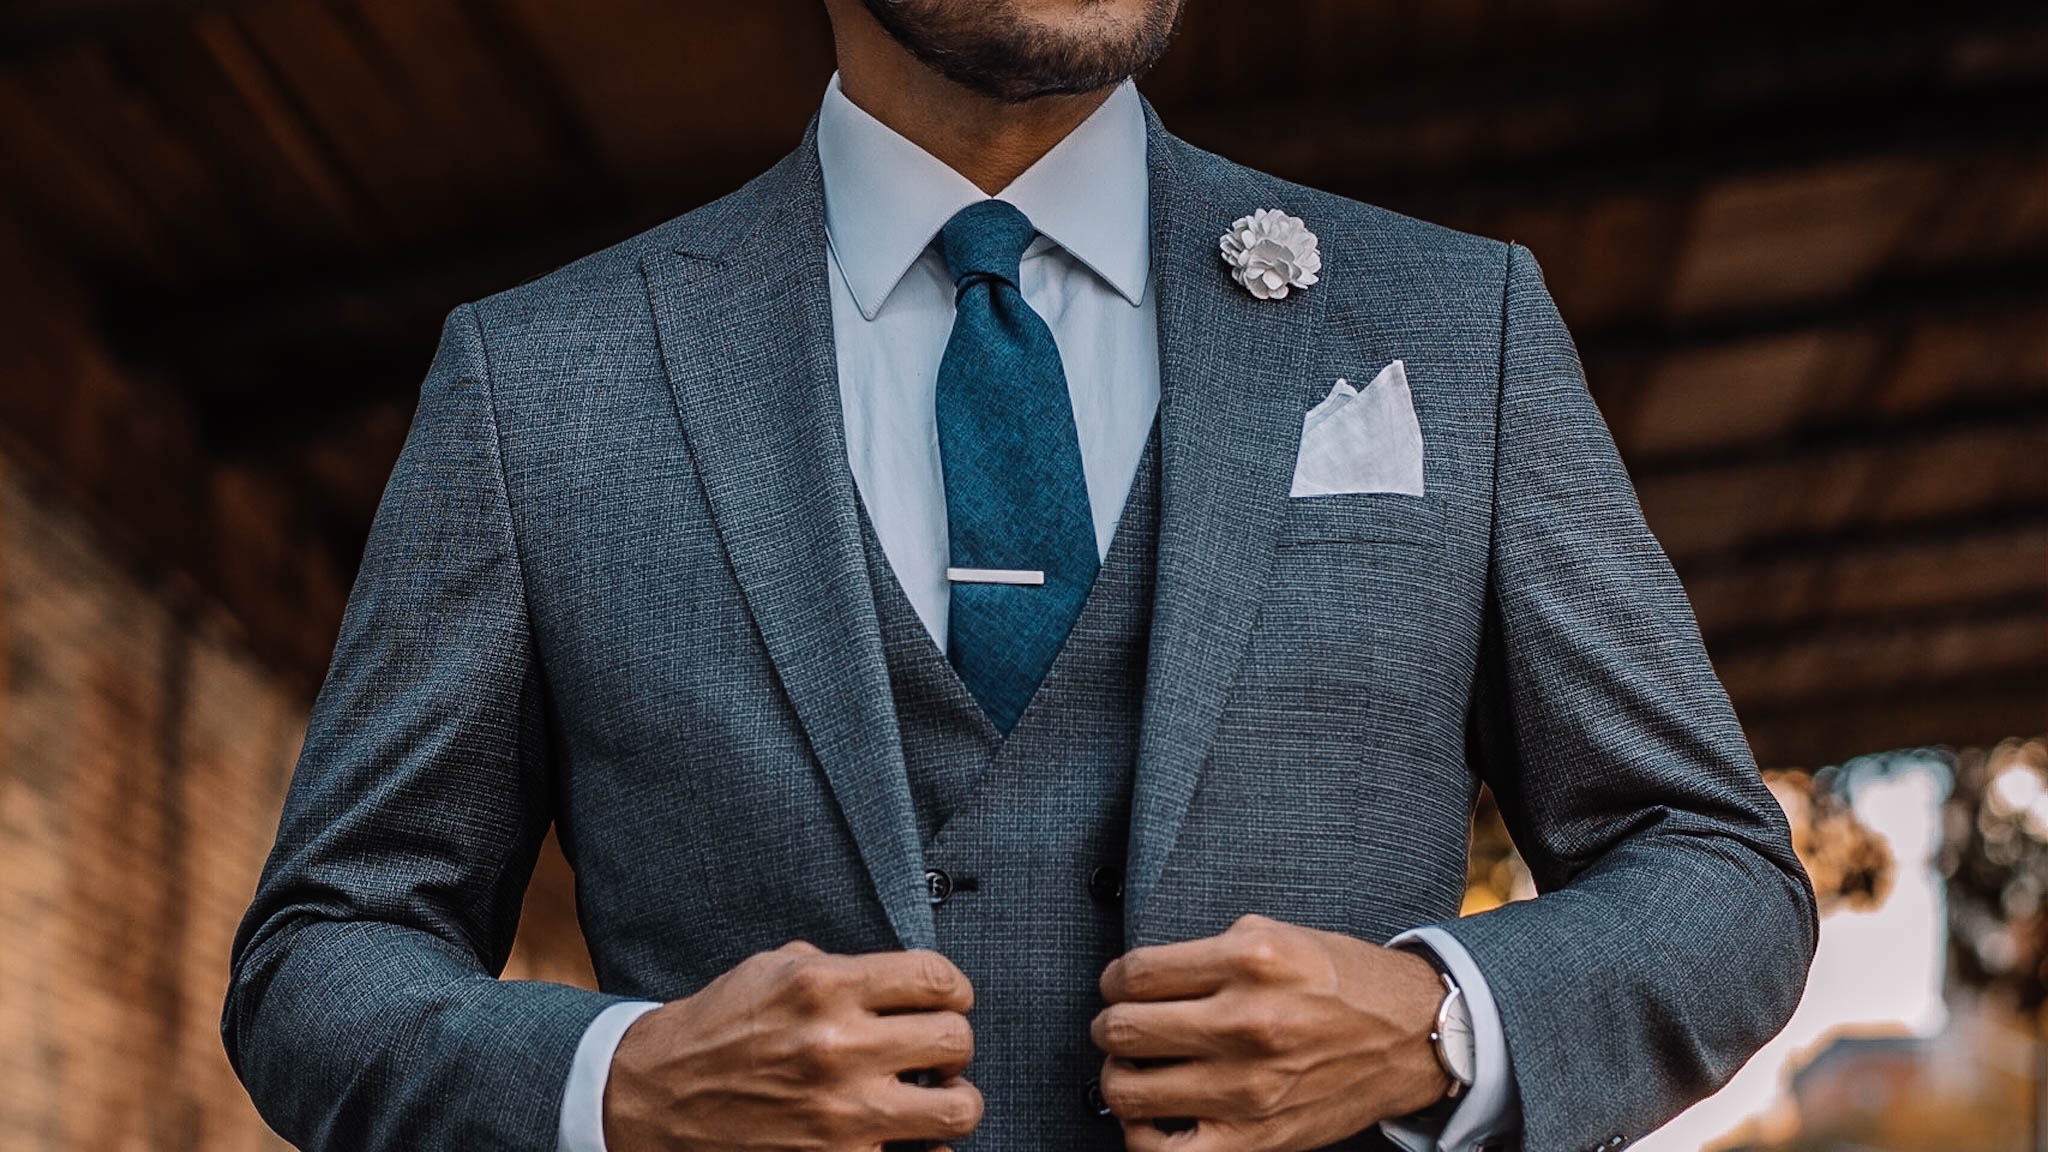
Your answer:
1086;1076;1113;1117
1088;865;1124;905
924;868;954;906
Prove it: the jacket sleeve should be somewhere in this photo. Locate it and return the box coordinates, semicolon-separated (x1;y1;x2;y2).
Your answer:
222;305;625;1150
1435;245;1819;1152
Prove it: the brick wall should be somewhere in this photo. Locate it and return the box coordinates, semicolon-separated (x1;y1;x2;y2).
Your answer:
0;459;302;1150
0;214;591;1151
0;451;596;1151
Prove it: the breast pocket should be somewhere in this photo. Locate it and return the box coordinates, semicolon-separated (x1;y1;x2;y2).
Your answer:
1278;491;1446;547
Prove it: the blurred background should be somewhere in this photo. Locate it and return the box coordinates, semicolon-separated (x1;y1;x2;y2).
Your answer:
0;0;2042;1148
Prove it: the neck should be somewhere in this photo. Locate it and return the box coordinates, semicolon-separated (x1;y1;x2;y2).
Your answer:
826;5;1117;194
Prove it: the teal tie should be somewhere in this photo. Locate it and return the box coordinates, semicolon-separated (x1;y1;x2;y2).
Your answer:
934;200;1099;734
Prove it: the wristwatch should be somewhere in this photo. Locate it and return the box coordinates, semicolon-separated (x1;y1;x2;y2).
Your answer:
1429;971;1477;1101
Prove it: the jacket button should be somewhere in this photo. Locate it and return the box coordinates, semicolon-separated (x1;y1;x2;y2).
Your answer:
924;869;954;906
1086;1076;1112;1117
1088;865;1124;905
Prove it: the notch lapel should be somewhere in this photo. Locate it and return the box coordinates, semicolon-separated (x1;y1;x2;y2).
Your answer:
642;128;935;951
1125;114;1333;934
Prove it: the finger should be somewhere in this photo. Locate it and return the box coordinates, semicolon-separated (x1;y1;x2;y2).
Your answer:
1101;938;1239;1002
1097;1057;1228;1122
779;939;824;956
870;1011;975;1078
1092;1000;1226;1059
1121;1121;1173;1152
867;1076;984;1143
1120;1118;1219;1152
853;950;975;1013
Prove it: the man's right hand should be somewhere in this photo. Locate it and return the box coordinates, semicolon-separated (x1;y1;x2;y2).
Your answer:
603;941;982;1152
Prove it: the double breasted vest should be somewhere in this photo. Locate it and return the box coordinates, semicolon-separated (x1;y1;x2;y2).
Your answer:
859;430;1161;1150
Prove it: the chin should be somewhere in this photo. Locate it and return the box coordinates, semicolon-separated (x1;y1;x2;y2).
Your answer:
1006;0;1173;34
864;0;1187;102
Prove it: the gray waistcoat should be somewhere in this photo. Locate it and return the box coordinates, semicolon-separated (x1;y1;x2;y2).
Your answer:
859;431;1159;1151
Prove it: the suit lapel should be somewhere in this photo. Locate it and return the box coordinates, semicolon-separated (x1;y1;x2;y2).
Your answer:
636;110;1325;946
642;126;935;951
1125;112;1333;934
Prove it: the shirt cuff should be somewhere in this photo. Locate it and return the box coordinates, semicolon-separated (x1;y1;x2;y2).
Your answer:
1380;926;1519;1152
556;1000;663;1152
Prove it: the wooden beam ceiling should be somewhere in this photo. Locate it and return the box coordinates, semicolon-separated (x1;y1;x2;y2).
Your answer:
0;0;2039;764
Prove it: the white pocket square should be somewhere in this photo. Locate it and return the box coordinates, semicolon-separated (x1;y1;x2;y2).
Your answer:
1290;360;1426;497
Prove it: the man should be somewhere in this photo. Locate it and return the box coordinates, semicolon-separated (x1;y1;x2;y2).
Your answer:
224;0;1817;1149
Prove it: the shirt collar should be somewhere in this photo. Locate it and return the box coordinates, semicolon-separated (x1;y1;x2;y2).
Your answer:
816;72;1150;320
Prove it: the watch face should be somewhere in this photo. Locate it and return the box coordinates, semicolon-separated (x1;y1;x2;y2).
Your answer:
1440;987;1478;1085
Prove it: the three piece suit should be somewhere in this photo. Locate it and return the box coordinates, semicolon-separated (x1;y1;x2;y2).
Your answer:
225;86;1817;1152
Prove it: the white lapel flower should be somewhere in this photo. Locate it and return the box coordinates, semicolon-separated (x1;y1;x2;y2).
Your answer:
1220;208;1321;300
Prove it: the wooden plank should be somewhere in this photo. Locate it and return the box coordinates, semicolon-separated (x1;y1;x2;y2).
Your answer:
1636;413;2048;560
1577;239;2048;358
1683;520;2048;638
1713;607;2048;705
495;0;831;187
1740;669;2048;768
1616;329;1875;460
1620;295;2048;465
0;67;168;277
234;0;433;237
186;8;374;247
350;0;558;207
1665;158;1950;318
16;39;252;279
1164;17;2048;207
1579;240;2048;437
85;16;363;267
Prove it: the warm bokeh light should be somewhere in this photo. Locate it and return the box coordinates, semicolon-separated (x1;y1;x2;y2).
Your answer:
1468;742;2048;1150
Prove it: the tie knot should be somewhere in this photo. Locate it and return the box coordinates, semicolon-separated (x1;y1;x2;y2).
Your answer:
939;200;1037;290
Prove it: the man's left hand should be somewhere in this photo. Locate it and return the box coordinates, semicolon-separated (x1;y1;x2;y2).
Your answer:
1092;914;1452;1152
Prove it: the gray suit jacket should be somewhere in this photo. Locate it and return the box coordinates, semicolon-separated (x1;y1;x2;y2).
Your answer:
225;104;1817;1152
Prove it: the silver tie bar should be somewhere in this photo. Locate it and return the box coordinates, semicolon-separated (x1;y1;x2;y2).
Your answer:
946;567;1046;586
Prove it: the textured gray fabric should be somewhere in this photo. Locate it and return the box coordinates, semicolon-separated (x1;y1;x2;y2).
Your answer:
862;497;1000;849
225;101;1815;1152
866;428;1159;1149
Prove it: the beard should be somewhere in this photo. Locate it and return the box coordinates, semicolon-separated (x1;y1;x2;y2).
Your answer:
861;0;1187;102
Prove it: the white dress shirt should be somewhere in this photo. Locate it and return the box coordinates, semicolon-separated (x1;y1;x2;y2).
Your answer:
556;74;1514;1152
821;73;1159;647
